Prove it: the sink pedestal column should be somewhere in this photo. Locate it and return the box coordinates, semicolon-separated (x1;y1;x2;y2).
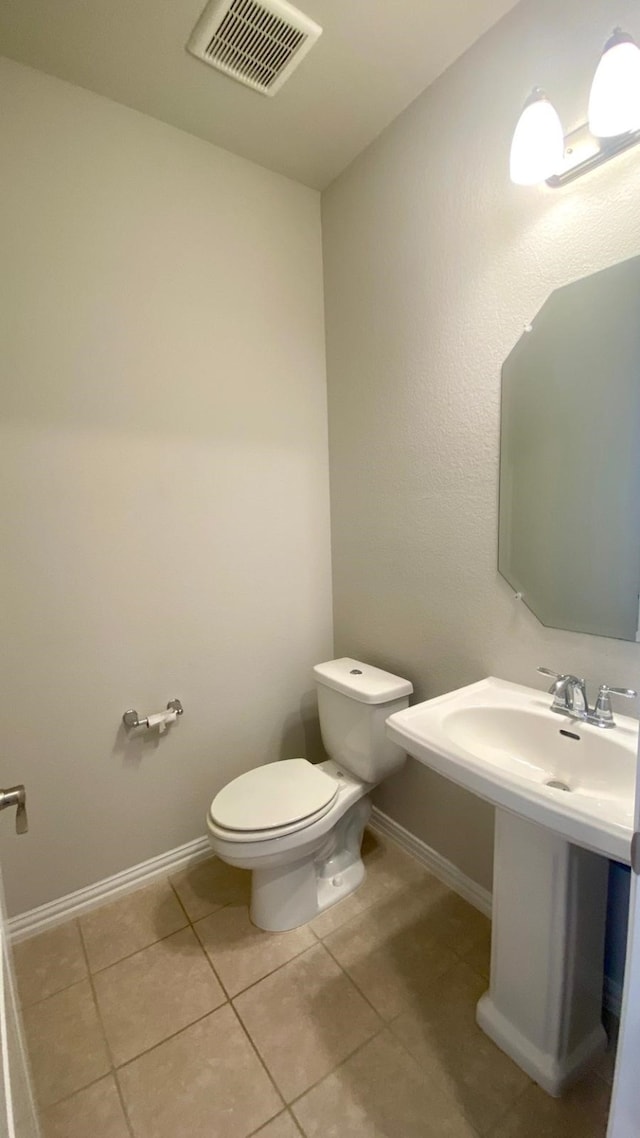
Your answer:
476;809;608;1096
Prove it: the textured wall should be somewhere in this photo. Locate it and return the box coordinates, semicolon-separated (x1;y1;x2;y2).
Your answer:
322;0;640;891
0;59;332;915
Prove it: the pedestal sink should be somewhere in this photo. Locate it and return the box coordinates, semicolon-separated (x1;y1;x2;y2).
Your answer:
386;676;637;1096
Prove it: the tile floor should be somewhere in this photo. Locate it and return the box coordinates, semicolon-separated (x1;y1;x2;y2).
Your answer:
13;830;615;1138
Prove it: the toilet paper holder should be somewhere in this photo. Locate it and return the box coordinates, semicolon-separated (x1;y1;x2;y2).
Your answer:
122;699;184;731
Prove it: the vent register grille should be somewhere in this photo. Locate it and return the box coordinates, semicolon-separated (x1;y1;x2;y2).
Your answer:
187;0;322;96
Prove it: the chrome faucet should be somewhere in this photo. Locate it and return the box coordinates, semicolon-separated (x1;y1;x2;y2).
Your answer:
538;668;588;716
537;667;637;728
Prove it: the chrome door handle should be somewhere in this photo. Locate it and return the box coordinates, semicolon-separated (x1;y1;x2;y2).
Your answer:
0;785;28;834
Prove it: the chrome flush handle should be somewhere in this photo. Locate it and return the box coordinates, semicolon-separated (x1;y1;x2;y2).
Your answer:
0;785;28;834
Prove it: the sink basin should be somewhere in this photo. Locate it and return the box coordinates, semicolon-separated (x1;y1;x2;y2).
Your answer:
386;676;637;862
386;675;639;1093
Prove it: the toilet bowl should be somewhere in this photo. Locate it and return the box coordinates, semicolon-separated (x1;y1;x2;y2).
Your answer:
207;658;412;932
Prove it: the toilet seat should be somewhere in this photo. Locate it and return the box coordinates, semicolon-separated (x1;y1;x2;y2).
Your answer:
209;759;339;842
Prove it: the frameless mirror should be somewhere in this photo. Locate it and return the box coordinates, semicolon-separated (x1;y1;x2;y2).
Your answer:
498;254;640;641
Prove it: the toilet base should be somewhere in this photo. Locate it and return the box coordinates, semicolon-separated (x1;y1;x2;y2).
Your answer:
250;796;371;932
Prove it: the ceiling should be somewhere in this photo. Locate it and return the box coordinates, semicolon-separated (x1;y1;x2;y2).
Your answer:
0;0;518;189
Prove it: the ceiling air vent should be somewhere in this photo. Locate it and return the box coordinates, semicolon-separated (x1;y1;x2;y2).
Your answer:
187;0;322;97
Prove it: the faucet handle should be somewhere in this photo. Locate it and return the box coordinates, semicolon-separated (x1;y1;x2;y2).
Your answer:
600;685;638;699
537;666;568;695
591;684;638;728
535;664;564;682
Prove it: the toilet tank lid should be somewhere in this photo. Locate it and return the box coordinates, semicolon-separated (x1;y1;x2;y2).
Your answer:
313;659;413;705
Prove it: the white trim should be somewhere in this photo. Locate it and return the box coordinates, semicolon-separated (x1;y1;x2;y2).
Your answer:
8;836;211;943
5;808;624;1022
369;806;492;918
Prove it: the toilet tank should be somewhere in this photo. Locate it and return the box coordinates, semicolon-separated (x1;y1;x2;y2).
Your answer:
313;658;413;784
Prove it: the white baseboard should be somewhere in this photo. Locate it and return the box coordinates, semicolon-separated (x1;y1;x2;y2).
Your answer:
8;836;211;943
5;808;625;1022
369;806;492;918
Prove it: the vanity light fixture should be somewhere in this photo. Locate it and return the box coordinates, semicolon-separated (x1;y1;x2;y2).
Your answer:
509;89;564;185
588;28;640;136
511;27;640;187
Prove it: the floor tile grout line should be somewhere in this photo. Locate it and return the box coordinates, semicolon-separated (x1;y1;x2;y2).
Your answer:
112;1069;138;1138
284;1021;389;1114
228;942;387;1110
19;971;89;1012
309;834;445;940
286;1105;307;1138
319;896;491;1012
194;927;323;1003
317;918;538;1133
23;845;580;1137
482;1077;537;1136
76;873;192;972
13;917;91;1010
232;937;343;1005
16;843;425;998
92;942;229;1070
383;1015;500;1136
310;877;424;943
84;866;248;980
75;887;242;1044
35;1070;115;1118
114;1003;230;1073
289;1106;310;1138
166;874;195;927
19;898;478;1019
245;1104;308;1138
77;919;136;1138
111;1003;308;1138
228;940;389;1108
386;978;540;1137
225;1001;287;1118
183;902;240;1000
27;844;537;1128
312;871;468;952
15;885;193;985
19;913;216;1012
319;933;398;1024
244;1105;304;1138
22;960;108;1115
100;866;288;1128
88;921;190;976
26;884;381;1095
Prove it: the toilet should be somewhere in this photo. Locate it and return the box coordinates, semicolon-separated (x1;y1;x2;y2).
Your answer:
207;658;413;931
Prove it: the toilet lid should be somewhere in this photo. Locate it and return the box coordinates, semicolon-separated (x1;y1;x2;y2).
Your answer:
210;759;339;832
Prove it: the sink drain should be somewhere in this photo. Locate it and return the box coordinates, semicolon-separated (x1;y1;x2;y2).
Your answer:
546;779;571;792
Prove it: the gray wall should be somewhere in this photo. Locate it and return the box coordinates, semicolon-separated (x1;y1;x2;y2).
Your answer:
0;59;333;916
322;0;640;893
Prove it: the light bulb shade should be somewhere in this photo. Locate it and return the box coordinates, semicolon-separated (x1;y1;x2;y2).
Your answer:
588;29;640;137
510;90;565;185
